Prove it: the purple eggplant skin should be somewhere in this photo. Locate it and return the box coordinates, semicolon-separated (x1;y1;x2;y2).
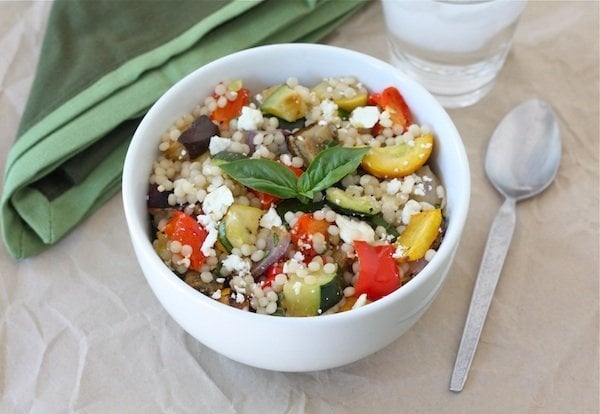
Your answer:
178;115;219;159
147;183;172;209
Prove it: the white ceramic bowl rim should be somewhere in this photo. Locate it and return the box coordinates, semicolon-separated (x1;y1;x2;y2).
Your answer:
123;43;470;327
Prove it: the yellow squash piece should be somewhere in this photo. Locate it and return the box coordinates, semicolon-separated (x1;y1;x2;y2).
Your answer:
395;208;442;262
311;81;368;112
361;134;434;178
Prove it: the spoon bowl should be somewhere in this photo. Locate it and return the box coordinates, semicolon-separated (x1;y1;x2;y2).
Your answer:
450;98;561;391
485;99;561;201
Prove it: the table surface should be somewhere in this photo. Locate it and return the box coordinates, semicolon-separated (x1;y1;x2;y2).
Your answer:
1;1;598;413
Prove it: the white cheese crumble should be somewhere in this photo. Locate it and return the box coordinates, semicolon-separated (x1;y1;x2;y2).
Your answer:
237;106;264;130
392;245;407;260
202;185;234;220
259;207;282;228
208;135;232;155
197;214;218;256
335;215;375;244
319;99;338;125
386;178;402;195
349;106;380;128
222;254;251;275
401;175;415;194
401;199;422;225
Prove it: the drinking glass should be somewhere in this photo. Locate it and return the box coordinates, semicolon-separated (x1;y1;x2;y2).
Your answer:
381;0;527;108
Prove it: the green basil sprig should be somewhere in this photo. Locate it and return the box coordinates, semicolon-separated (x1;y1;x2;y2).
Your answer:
218;146;370;203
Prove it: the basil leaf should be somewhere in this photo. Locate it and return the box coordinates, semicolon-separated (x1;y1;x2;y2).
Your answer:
219;159;299;199
297;146;371;198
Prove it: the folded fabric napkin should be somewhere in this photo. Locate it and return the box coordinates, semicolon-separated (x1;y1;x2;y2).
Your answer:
1;0;367;259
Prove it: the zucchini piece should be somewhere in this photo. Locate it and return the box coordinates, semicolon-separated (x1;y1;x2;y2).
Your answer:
275;199;326;224
325;187;381;217
217;220;234;252
319;270;343;313
283;265;342;316
368;213;400;242
261;85;307;122
277;117;306;132
221;204;263;249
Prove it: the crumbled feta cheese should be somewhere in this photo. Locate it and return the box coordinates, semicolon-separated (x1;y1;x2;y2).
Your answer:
211;290;222;300
413;182;426;196
401;175;415;194
222;254;251;275
292;251;305;263
209;136;232;155
237;106;263;130
202;185;234;220
401;199;422;225
197;214;218;256
392;245;407;260
349;106;380;128
283;252;305;274
386;178;402;195
319;99;338;124
260;207;282;228
335;215;375;244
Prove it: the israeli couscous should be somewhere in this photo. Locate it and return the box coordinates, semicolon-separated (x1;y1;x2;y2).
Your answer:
147;76;446;317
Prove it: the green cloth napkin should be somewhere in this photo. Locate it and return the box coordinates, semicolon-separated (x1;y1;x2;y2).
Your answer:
1;0;368;259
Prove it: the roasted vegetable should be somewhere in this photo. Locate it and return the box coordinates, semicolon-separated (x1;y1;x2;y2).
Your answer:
219;204;263;250
353;241;400;300
395;209;442;262
261;85;307;122
361;134;433;178
177;115;219;159
287;123;337;165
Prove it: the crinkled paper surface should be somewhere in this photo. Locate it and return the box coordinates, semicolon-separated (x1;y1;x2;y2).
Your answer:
0;1;598;412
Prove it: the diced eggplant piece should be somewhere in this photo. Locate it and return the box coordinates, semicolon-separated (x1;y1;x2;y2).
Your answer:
287;123;338;164
184;270;224;296
177;115;219;159
147;183;171;209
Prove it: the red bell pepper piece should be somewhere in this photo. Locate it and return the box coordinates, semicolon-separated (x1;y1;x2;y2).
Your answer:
379;86;412;129
290;213;330;261
163;211;208;271
368;87;413;132
353;240;401;300
261;262;284;287
210;87;250;124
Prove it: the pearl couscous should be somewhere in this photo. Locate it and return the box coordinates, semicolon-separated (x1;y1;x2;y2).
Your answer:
147;76;446;316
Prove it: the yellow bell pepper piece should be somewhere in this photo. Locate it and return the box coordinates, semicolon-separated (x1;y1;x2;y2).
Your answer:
395;208;442;262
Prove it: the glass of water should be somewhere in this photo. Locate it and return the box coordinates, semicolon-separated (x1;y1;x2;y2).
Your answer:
381;0;527;108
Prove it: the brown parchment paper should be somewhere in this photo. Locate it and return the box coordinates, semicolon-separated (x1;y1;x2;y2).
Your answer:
0;1;598;413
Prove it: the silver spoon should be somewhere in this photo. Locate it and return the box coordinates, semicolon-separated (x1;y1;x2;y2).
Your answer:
450;99;561;392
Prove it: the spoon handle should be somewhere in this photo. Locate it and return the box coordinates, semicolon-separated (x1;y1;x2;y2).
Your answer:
450;197;516;392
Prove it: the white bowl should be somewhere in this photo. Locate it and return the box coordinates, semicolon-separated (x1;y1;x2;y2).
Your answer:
122;44;470;372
